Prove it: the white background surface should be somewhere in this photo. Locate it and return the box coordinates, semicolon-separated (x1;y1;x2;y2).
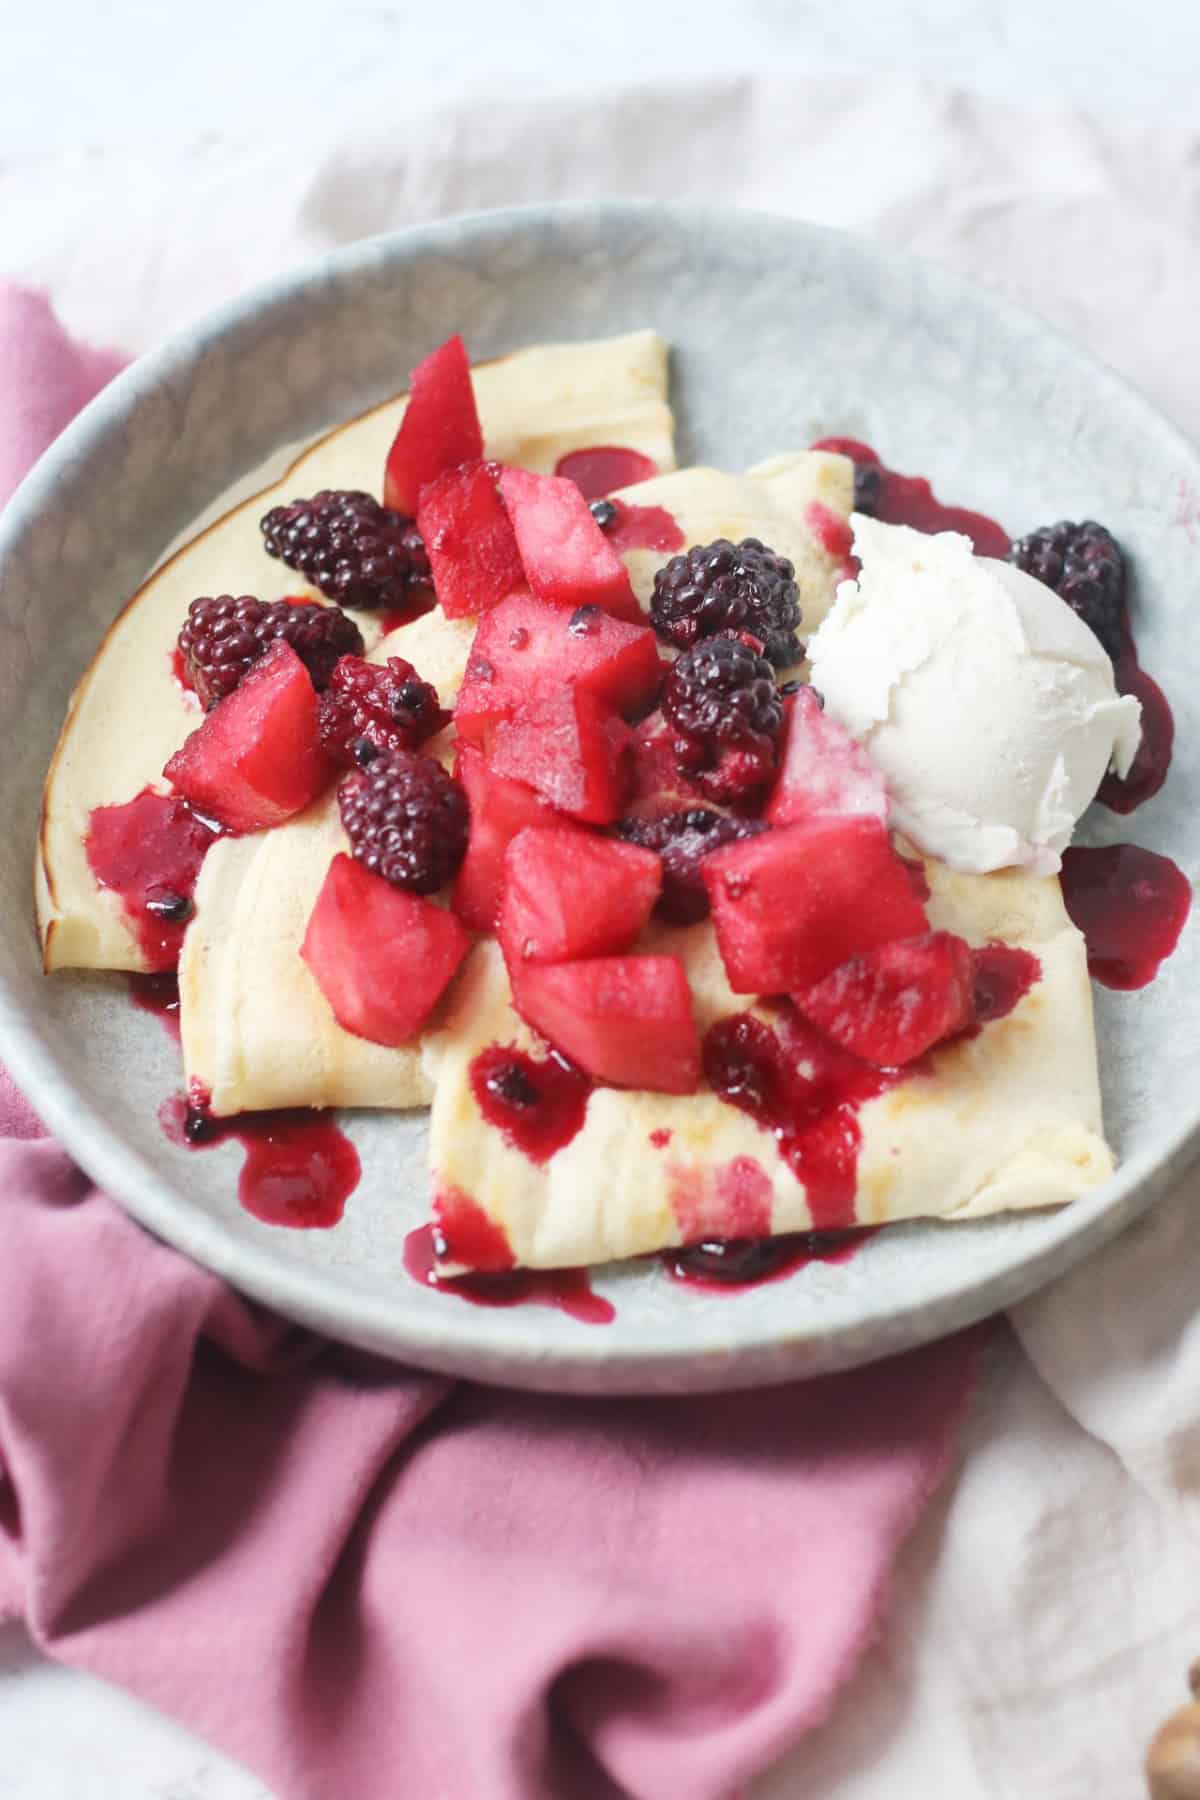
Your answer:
5;2;1200;1795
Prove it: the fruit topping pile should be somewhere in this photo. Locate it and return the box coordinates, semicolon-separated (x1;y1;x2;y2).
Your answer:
157;331;1047;1123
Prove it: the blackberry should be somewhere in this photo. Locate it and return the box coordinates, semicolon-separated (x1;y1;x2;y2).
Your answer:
1008;519;1126;661
616;808;768;924
260;489;430;611
318;655;446;769
659;638;784;805
650;537;802;667
178;594;364;707
337;750;468;894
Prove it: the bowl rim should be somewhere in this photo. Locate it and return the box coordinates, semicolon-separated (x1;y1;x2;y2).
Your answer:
3;196;1199;1392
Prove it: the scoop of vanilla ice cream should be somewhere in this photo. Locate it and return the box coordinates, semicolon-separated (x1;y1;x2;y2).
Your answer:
807;515;1143;875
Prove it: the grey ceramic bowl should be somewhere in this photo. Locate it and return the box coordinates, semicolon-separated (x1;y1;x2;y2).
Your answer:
2;201;1197;1394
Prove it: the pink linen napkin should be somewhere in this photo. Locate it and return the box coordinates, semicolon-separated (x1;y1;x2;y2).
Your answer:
0;283;980;1800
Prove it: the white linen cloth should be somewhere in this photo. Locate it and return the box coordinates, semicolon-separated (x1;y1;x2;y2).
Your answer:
5;67;1200;1799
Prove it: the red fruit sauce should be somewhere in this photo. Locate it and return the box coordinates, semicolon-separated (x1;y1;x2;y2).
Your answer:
1060;845;1192;989
468;1044;591;1165
701;951;1037;1231
554;446;659;499
810;437;1011;558
703;1012;899;1231
402;1223;615;1325
379;587;437;637
971;944;1041;1025
85;788;220;970
1098;625;1174;815
127;972;181;1040
804;500;856;580
603;498;685;555
666;1227;876;1290
160;1084;360;1229
169;643;202;705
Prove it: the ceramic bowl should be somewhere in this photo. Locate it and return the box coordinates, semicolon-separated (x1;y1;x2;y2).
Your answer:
2;201;1197;1393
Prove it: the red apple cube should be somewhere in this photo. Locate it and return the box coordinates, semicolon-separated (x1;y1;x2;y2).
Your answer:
702;817;929;995
511;954;700;1093
300;853;471;1046
383;334;484;516
450;745;563;932
497;466;642;622
499;825;661;966
416;460;525;619
454;591;662;747
795;931;976;1066
766;687;888;828
489;689;633;824
163;639;332;834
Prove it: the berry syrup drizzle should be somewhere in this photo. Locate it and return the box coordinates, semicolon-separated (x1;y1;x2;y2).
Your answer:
701;946;1038;1234
810;437;1011;557
804;502;856;582
127;972;181;1040
556;446;684;555
469;1045;592;1164
1098;622;1174;815
555;446;659;498
1060;845;1192;989
970;944;1041;1025
666;1227;876;1290
603;500;685;555
169;643;202;706
402;1224;614;1326
160;1084;360;1229
379;587;438;637
85;788;220;969
703;1012;902;1232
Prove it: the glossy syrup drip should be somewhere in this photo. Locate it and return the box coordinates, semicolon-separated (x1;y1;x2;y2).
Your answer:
804;500;856;579
971;944;1042;1025
810;436;1011;558
127;972;182;1040
1099;625;1174;815
85;788;220;970
402;1224;615;1325
554;446;659;499
603;498;685;555
160;1085;360;1229
666;1227;876;1290
379;586;438;637
1060;844;1192;989
703;1011;900;1231
699;946;1040;1233
468;1045;591;1165
169;642;202;705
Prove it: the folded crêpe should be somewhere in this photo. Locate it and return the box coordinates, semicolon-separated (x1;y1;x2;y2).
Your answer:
37;331;679;973
422;864;1111;1270
37;329;1114;1260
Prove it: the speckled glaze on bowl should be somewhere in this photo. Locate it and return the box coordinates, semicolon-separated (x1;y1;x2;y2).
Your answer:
2;201;1198;1394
